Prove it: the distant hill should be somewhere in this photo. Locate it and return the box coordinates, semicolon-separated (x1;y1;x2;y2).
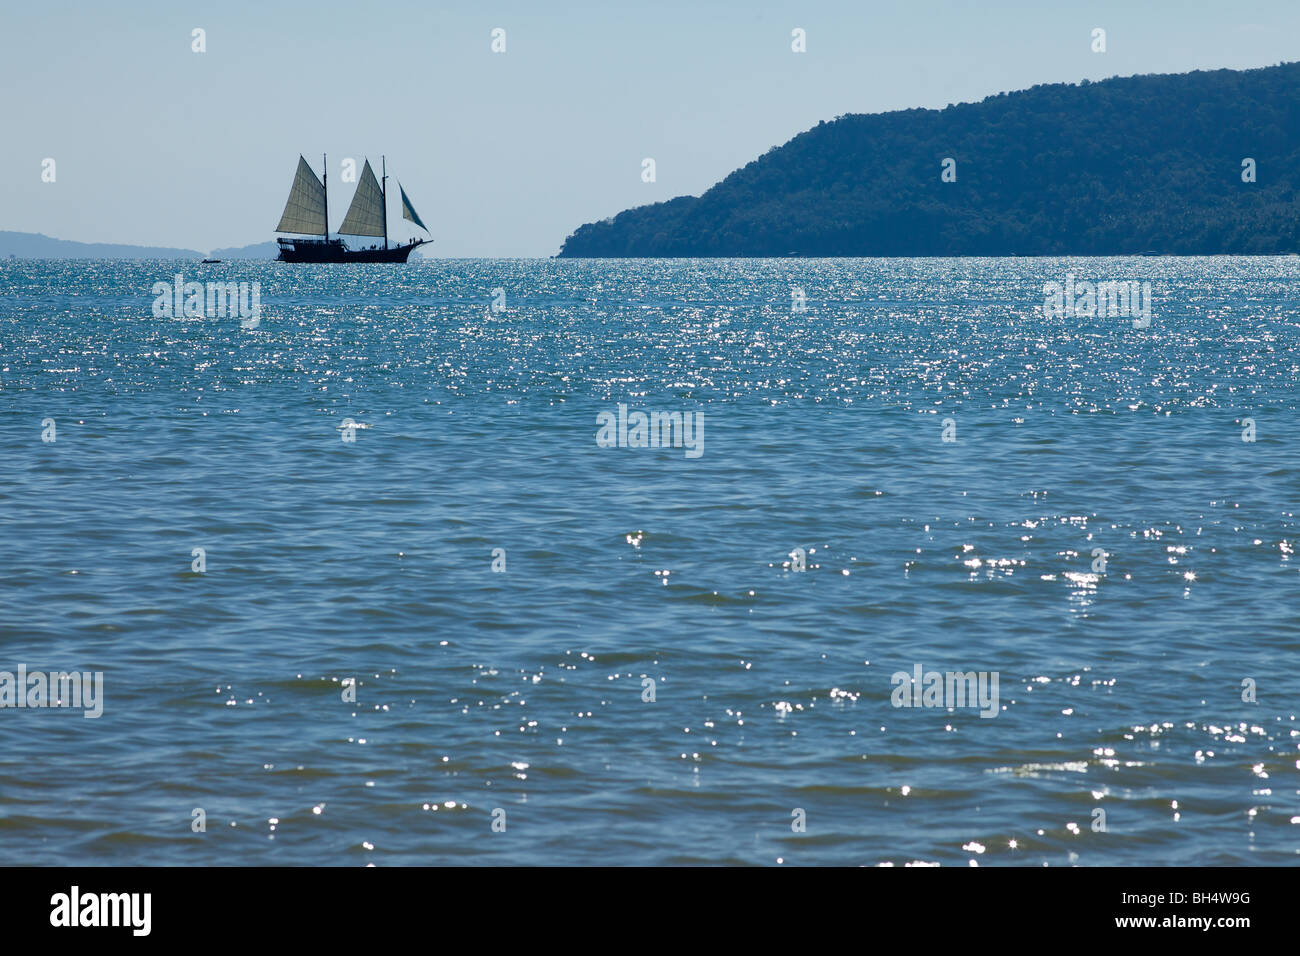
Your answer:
0;234;406;261
0;231;203;259
558;62;1300;257
210;241;280;260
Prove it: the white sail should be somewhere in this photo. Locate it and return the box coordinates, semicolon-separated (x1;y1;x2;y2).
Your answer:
337;160;386;237
399;182;428;232
276;156;327;236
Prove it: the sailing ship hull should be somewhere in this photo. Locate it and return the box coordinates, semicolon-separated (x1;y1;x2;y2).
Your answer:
276;238;428;263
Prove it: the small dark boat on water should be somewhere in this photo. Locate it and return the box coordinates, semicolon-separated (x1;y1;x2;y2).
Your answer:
201;258;221;264
275;154;431;263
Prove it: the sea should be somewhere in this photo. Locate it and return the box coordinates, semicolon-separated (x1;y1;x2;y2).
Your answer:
1;256;1297;866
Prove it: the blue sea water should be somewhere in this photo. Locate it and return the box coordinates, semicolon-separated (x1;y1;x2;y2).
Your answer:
0;256;1297;866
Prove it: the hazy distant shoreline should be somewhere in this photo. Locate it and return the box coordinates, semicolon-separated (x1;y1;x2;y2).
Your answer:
0;231;279;261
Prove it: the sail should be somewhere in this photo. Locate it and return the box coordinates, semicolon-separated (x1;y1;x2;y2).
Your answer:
276;156;327;236
399;182;429;232
338;160;386;237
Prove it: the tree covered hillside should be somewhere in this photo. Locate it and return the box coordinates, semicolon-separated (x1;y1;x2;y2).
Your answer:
558;63;1300;256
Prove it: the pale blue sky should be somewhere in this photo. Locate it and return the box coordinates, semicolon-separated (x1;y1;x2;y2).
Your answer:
1;0;1296;256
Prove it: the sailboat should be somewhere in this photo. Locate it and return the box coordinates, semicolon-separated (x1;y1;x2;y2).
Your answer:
275;154;431;263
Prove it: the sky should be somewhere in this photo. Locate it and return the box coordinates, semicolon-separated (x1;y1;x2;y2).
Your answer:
1;0;1297;256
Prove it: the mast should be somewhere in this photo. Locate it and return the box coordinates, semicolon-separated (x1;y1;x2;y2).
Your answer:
323;153;329;242
381;155;389;251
